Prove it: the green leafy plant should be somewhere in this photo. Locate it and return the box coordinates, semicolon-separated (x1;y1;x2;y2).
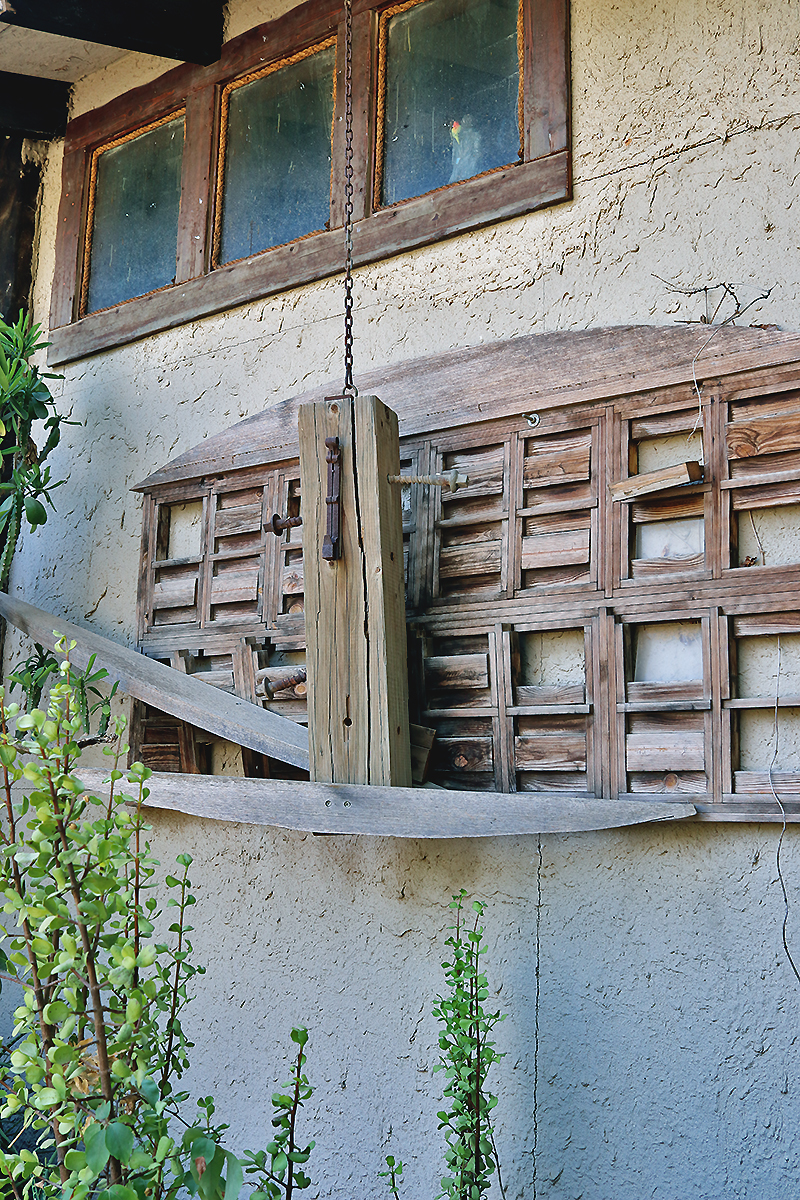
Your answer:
8;647;119;739
378;1154;404;1198
0;311;68;586
0;637;285;1200
242;1027;314;1199
432;892;504;1200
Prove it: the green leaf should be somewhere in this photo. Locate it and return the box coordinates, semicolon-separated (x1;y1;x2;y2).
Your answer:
105;1120;134;1164
138;1076;159;1107
223;1151;243;1200
42;1000;70;1024
85;1121;110;1174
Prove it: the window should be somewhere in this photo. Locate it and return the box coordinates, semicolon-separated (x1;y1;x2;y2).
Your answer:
50;0;569;364
82;113;185;314
131;328;800;817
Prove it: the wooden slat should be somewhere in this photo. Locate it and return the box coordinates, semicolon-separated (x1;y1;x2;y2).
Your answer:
521;528;589;569
515;683;585;705
610;462;703;501
630;494;705;523
626;681;704;704
0;593;309;769
626;732;704;772
732;612;800;637
210;574;259;604
425;654;490;690
435;738;494;774
514;734;586;771
726;413;800;460
733;771;800;795
152;578;197;609
439;542;502;577
631;554;705;577
72;769;694;835
730;479;800;510
523;444;590;488
213;505;263;536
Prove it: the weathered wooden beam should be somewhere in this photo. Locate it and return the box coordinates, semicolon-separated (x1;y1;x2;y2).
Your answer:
610;461;703;502
0;1;224;65
299;395;412;785
75;769;696;837
0;593;310;769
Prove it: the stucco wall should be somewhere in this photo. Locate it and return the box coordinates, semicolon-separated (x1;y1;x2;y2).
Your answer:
4;0;800;1195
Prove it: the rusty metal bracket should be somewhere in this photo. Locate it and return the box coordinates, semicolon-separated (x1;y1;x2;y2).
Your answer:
269;513;303;536
322;435;341;561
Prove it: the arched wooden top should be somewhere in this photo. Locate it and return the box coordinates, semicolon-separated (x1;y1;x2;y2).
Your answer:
134;324;800;491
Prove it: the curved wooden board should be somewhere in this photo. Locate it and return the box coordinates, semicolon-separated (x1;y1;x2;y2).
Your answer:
0;593;310;769
134;325;800;490
76;769;696;837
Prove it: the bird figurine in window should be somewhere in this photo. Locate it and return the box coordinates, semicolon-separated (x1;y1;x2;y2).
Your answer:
449;115;482;184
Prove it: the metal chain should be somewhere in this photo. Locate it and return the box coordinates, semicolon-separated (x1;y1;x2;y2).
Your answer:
342;0;357;397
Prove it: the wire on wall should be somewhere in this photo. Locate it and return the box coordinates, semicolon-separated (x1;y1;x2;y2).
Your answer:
748;511;800;988
531;834;542;1198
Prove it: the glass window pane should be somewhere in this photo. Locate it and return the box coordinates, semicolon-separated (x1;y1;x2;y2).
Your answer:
379;0;520;207
217;44;335;265
86;115;184;314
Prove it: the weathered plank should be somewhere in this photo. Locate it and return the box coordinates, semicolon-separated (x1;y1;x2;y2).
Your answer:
0;593;309;769
521;528;590;569
626;732;705;772
73;769;696;836
611;462;703;502
299;396;411;786
726;413;800;460
425;654;490;690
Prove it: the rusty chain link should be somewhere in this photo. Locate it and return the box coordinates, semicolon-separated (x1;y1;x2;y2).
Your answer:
342;0;357;397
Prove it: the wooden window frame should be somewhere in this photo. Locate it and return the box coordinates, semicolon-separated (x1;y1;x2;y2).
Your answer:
48;0;570;367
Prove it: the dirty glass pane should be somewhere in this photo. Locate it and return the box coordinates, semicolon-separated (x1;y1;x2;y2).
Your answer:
380;0;520;206
86;116;184;313
218;45;335;265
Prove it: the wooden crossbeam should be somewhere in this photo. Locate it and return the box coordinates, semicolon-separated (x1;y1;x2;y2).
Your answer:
0;593;310;769
75;769;696;837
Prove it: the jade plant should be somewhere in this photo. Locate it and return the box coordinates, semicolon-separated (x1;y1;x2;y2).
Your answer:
0;311;68;586
382;891;505;1200
0;638;314;1200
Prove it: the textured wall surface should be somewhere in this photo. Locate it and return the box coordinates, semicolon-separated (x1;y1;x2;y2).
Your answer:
4;0;800;1195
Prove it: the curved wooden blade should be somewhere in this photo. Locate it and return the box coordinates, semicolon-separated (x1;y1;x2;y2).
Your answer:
0;593;310;769
77;769;696;837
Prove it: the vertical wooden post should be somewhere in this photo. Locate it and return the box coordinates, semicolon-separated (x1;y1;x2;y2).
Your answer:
299;395;412;786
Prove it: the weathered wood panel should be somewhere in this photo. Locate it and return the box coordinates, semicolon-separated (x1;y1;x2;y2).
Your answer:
74;769;695;836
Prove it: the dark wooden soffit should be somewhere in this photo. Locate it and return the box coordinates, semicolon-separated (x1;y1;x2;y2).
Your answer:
135;325;800;490
0;593;310;768
76;769;695;836
0;70;70;138
0;1;224;66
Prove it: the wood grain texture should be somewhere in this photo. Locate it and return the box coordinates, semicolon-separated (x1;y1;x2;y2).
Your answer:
0;593;309;769
299;396;411;785
73;769;695;835
133;327;800;490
